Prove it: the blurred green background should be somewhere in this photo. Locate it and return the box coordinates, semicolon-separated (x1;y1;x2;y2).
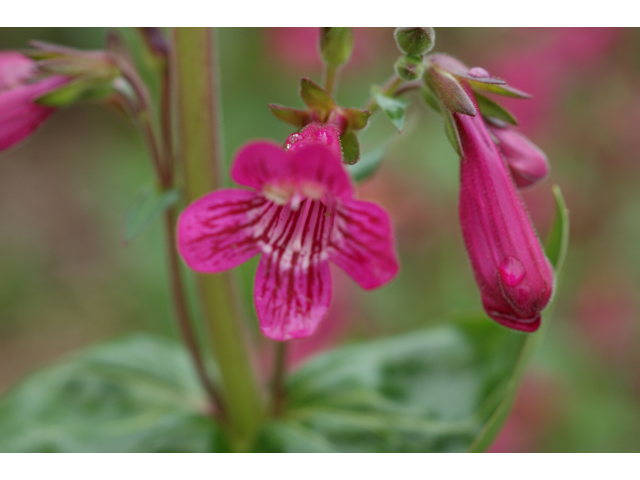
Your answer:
1;28;639;452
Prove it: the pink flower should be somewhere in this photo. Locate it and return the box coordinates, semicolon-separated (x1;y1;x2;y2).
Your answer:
0;52;68;153
456;82;554;332
488;124;550;189
177;124;399;341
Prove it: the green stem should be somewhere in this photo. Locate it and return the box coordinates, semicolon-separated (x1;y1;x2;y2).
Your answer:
171;27;262;449
271;342;287;417
324;64;338;96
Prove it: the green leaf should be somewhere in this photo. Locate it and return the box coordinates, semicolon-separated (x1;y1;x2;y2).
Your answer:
347;144;385;182
268;104;310;128
0;335;227;452
424;66;476;116
256;320;536;452
467;186;569;452
340;129;360;165
124;185;180;244
544;185;570;274
300;77;335;115
468;80;532;99
372;86;408;132
475;92;519;126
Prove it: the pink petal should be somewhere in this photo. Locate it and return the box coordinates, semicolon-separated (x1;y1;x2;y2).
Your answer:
0;75;68;152
231;141;353;199
255;252;332;341
177;189;264;273
329;199;399;290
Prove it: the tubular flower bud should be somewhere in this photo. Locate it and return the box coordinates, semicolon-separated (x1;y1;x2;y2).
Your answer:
0;52;69;153
455;81;554;332
487;123;550;189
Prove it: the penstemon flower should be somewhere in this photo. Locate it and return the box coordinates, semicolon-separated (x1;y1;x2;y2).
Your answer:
177;124;399;341
487;122;550;189
455;81;555;332
0;52;69;153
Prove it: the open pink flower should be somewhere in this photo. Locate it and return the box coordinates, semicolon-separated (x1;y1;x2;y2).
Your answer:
0;52;68;153
488;123;550;189
456;82;554;332
177;124;399;341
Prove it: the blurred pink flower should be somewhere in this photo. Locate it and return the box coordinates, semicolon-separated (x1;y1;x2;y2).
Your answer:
264;28;386;72
488;28;621;134
489;371;563;452
178;124;399;341
0;52;68;153
456;82;554;332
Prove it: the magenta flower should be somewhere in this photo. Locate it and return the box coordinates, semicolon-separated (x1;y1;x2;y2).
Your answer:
456;82;554;332
488;123;550;189
177;124;399;341
0;52;68;153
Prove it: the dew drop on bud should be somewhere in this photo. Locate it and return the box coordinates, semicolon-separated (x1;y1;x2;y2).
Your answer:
468;67;490;78
285;133;303;150
499;256;526;287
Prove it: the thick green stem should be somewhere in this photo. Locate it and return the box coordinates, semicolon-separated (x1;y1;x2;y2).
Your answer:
171;27;262;448
271;342;287;417
324;64;338;96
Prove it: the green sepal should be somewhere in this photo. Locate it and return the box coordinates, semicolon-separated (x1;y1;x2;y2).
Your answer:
424;65;476;116
394;27;436;56
347;144;385;183
394;54;424;81
342;107;371;130
319;27;354;67
443;108;462;156
468;80;532;99
123;185;181;244
340;129;360;165
300;77;335;117
35;76;113;107
372;85;408;133
475;92;519;126
268;104;310;128
421;85;441;113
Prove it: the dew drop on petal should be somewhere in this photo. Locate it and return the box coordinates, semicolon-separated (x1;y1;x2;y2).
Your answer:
468;66;490;78
499;256;526;287
285;133;303;150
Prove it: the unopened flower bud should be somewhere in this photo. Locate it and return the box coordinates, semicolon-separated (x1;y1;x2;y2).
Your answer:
319;27;354;67
455;81;554;332
488;124;550;189
394;28;435;56
394;54;424;81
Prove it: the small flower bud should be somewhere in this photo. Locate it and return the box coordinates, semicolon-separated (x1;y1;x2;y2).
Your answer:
394;54;424;81
394;28;435;56
319;28;354;67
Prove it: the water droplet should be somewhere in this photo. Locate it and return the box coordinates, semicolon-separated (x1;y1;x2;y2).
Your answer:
285;133;303;150
499;256;526;287
468;67;490;78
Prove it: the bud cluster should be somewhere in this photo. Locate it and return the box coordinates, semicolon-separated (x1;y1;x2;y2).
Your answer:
393;28;435;81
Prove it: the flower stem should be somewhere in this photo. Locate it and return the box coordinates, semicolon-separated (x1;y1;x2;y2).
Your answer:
171;27;262;449
324;64;338;96
163;206;226;417
271;342;288;417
